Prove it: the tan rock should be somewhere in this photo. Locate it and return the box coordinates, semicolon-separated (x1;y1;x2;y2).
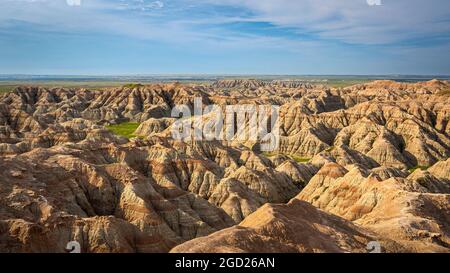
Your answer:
171;199;387;253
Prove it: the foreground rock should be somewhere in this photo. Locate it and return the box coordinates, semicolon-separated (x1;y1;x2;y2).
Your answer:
171;199;400;253
297;162;450;252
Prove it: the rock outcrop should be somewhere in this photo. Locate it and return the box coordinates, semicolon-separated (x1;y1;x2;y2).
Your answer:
171;199;383;253
297;162;450;252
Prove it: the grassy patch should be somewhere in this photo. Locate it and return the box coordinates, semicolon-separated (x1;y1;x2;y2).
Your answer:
262;152;278;157
326;80;370;88
0;85;15;94
261;152;311;163
290;155;311;163
123;83;144;89
106;122;141;139
408;165;429;173
0;81;131;89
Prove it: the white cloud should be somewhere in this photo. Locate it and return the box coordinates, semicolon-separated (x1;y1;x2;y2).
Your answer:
203;0;450;44
0;0;449;47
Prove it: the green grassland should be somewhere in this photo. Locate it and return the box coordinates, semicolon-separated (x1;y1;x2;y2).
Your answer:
0;77;371;93
0;85;15;93
0;81;138;92
0;81;191;94
325;79;370;88
123;83;145;89
106;122;141;139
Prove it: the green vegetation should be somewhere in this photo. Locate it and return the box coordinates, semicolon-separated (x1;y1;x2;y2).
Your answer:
0;81;137;91
326;79;370;88
123;83;144;89
408;165;429;173
290;155;311;163
261;152;311;163
261;152;278;157
0;85;15;94
106;122;141;139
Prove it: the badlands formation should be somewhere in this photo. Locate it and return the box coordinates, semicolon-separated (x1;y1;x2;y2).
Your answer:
0;79;449;253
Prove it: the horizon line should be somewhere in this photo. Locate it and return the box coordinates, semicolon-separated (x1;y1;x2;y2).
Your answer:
1;74;450;78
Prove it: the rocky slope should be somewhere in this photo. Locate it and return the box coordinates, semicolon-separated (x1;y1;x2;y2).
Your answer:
297;162;449;252
171;199;382;253
0;141;235;252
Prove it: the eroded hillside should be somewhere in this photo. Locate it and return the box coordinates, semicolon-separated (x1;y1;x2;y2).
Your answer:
0;79;449;253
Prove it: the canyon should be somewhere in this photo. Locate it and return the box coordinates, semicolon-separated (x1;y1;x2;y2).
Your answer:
0;79;449;253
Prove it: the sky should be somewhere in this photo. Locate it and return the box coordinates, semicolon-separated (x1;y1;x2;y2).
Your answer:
0;0;449;75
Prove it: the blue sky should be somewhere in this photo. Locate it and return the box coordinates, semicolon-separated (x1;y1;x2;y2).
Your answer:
0;0;449;75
